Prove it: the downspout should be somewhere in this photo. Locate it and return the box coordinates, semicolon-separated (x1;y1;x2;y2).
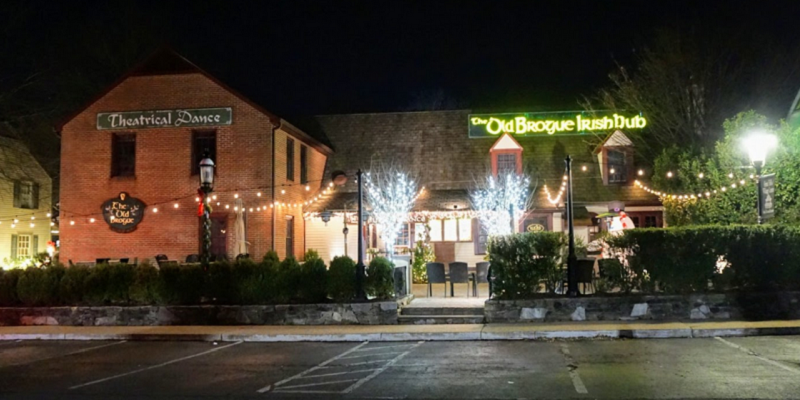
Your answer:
270;118;281;252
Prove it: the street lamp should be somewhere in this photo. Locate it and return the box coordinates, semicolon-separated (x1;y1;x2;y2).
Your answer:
743;131;777;224
199;153;215;268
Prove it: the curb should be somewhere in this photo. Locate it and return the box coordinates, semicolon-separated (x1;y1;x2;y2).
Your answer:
0;321;800;343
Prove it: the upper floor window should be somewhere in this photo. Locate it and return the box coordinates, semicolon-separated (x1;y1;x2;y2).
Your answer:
13;181;39;209
111;133;136;177
607;149;627;183
300;145;308;184
286;138;295;181
192;130;216;175
496;153;518;177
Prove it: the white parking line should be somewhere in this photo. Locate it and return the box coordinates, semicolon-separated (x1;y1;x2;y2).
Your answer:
302;369;379;379
342;341;424;394
69;341;242;390
560;344;588;394
277;378;360;390
715;337;800;375
256;341;369;393
338;352;402;360
352;344;415;352
330;359;395;367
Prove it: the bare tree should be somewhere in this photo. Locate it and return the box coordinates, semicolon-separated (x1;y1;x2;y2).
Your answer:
363;162;419;258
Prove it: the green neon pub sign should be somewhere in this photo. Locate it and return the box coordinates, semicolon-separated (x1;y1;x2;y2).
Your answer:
468;111;647;138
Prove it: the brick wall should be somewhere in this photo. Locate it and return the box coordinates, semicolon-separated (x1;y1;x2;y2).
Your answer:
59;73;327;263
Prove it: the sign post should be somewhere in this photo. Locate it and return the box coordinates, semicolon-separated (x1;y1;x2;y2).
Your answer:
759;173;776;223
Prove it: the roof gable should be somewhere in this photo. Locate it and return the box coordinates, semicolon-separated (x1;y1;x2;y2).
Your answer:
595;130;634;152
490;133;523;151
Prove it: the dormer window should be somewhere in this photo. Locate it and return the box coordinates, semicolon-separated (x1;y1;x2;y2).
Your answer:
596;130;634;186
607;149;627;183
490;133;523;177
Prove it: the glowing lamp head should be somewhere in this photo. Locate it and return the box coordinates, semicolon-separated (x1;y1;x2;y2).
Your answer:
743;130;777;168
198;153;215;191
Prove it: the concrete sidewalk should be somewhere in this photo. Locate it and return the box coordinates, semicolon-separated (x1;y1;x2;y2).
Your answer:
1;320;800;342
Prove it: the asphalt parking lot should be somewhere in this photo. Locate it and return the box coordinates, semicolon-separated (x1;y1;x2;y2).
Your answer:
1;336;800;399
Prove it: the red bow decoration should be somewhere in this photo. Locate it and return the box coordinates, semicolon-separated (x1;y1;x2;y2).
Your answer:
197;189;205;217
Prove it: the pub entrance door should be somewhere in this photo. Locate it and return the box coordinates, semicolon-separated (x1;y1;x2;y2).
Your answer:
209;215;228;259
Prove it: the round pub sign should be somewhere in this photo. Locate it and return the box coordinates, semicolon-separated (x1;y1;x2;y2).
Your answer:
101;192;145;233
526;224;545;233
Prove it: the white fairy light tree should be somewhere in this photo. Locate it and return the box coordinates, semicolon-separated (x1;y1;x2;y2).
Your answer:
470;172;535;237
363;164;420;259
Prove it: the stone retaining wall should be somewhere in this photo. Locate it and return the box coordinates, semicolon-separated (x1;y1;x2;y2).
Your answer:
0;302;398;326
485;292;800;323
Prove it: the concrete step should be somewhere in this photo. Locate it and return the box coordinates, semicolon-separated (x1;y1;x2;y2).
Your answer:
398;315;485;325
400;307;484;316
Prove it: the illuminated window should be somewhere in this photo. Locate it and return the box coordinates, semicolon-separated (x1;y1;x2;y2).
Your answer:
428;219;473;242
16;235;31;258
394;223;410;247
429;219;443;241
414;223;427;241
607;149;627;183
458;219;472;241
443;219;458;241
496;153;517;176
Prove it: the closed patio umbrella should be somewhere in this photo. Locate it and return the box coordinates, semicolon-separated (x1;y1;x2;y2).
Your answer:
234;198;248;256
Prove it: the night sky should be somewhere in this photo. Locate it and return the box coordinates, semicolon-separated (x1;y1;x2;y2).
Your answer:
10;0;800;117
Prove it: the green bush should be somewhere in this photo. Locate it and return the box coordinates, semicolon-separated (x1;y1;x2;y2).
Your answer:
367;257;394;300
60;264;91;305
606;225;800;293
159;263;204;305
274;256;302;303
263;250;279;265
411;240;435;283
206;261;234;303
129;261;163;305
303;249;321;262
17;266;63;306
299;258;328;303
0;268;23;306
328;255;356;302
489;232;567;299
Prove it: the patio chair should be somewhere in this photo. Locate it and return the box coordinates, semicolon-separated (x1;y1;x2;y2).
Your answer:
154;254;169;267
577;258;596;294
449;262;470;297
185;254;200;263
474;262;490;297
426;262;447;297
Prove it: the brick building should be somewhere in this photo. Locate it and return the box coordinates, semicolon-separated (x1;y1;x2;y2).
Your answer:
58;50;332;263
304;110;662;265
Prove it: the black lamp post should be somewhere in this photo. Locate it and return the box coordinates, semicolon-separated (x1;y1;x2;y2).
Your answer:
199;153;215;269
355;169;367;300
565;155;579;297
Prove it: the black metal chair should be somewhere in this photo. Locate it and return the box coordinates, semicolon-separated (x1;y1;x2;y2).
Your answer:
426;262;447;297
577;258;596;294
474;262;490;297
449;262;470;297
154;254;169;268
185;254;200;263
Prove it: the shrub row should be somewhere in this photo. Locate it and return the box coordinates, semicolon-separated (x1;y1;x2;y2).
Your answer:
606;225;800;293
0;252;397;307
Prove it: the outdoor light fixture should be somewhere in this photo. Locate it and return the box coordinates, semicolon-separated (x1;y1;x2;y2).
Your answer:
743;130;778;224
199;154;215;192
320;210;332;225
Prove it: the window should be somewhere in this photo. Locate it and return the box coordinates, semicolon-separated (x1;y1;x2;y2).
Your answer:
13;181;39;209
394;223;410;247
645;215;658;228
12;234;34;258
414;223;428;241
286;138;295;181
192;130;217;175
429;219;473;242
111;133;136;177
607;149;627;183
428;220;443;241
285;215;294;258
443;219;458;241
496;153;517;176
300;145;308;184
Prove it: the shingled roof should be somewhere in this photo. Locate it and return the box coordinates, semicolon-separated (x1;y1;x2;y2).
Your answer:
307;110;659;213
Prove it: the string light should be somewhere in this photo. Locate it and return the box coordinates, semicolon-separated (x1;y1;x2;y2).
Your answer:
89;218;96;223
667;171;673;178
581;165;587;172
153;208;158;213
195;197;200;202
173;203;179;209
234;193;239;198
70;221;75;225
257;192;262;197
638;169;644;176
698;173;704;179
281;189;286;194
634;179;751;202
543;184;565;205
305;185;310;191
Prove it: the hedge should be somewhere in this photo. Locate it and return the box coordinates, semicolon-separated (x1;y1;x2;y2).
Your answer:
607;225;800;293
487;226;800;299
0;254;396;307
